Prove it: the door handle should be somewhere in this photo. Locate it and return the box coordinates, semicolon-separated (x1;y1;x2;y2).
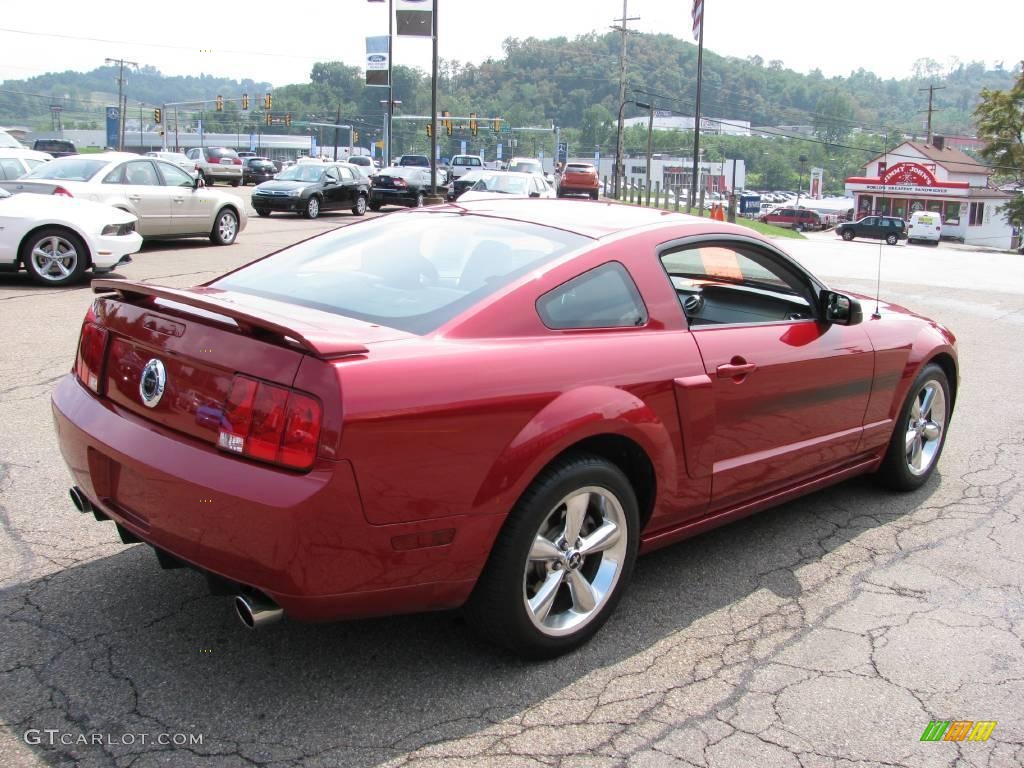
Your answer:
172;197;184;203
127;195;141;202
717;362;757;378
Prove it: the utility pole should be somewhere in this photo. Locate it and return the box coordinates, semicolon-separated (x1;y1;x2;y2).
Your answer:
612;0;639;199
919;84;945;146
105;57;138;151
429;0;439;195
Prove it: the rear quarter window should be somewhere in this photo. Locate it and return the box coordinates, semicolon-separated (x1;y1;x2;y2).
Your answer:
537;262;647;330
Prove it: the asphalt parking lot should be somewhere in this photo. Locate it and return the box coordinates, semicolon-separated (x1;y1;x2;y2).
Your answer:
1;200;1023;768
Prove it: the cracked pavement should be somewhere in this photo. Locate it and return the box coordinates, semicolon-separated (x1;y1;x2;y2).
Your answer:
1;214;1022;768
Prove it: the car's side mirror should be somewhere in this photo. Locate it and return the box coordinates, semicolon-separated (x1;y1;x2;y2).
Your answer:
529;191;541;198
324;178;337;185
194;176;205;189
822;290;863;326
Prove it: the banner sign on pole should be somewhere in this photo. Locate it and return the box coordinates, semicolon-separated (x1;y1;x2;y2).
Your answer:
105;106;119;149
365;36;390;86
496;142;502;160
396;0;432;36
460;140;467;155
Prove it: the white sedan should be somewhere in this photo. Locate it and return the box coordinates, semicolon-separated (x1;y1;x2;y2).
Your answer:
5;152;246;245
456;171;556;203
0;187;142;286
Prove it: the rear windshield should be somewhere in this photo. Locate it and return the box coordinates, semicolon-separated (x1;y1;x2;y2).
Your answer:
400;155;430;167
24;157;107;181
566;164;594;172
34;140;75;152
213;212;589;334
348;156;371;165
207;147;238;159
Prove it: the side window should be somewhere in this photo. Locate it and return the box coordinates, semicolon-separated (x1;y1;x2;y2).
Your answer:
325;167;340;182
862;216;878;226
469;157;481;167
122;160;160;186
660;243;814;326
536;262;647;330
158;162;194;187
337;166;354;180
0;158;22;179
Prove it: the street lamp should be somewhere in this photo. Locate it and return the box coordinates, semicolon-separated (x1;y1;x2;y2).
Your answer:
795;154;808;210
380;98;401;166
633;100;655;205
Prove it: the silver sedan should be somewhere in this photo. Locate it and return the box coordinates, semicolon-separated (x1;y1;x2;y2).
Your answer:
5;152;247;245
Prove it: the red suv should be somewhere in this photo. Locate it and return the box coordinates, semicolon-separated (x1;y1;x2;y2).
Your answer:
557;163;600;200
759;207;823;231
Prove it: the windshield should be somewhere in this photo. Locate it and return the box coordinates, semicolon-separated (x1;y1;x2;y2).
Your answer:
213;212;588;334
471;173;531;195
24;157;107;181
275;165;325;182
0;132;23;149
509;160;541;174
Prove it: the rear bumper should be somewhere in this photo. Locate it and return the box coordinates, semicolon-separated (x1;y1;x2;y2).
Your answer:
370;189;418;207
51;375;494;621
203;166;242;179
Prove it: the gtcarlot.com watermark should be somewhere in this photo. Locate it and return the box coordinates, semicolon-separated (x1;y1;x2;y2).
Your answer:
24;729;203;747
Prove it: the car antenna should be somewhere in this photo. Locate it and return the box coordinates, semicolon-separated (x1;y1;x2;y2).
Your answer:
872;131;888;320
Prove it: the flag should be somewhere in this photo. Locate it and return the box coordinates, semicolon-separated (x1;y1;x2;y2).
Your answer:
691;0;703;41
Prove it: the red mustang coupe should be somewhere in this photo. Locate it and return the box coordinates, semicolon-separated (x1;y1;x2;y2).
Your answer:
52;200;957;657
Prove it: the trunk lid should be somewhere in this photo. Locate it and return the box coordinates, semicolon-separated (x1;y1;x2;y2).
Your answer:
90;280;408;447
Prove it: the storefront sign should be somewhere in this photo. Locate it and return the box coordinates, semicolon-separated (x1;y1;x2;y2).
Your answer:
851;183;967;196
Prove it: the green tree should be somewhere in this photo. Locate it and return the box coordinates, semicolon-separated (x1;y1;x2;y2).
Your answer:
974;62;1024;225
813;89;855;146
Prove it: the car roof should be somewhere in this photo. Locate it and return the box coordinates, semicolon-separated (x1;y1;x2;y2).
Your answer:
445;198;703;239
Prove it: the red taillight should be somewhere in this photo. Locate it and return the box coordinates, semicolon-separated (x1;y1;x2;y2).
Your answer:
393;177;408;188
74;310;109;393
54;186;73;198
233;158;242;165
218;375;322;470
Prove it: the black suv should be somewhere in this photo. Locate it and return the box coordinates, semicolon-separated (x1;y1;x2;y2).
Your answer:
242;157;277;185
32;139;76;157
836;216;908;245
251;162;369;219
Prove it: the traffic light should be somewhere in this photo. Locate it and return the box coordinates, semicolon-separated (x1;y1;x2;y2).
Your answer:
216;95;223;112
241;93;249;111
493;118;501;132
264;93;272;109
353;130;359;143
426;123;433;137
266;112;272;126
469;112;478;137
284;113;292;127
153;108;161;124
443;110;452;136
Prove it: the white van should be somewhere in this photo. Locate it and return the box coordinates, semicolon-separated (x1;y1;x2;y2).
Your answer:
908;211;941;244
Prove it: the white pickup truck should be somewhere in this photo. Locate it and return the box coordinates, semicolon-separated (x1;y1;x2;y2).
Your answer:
449;154;484;180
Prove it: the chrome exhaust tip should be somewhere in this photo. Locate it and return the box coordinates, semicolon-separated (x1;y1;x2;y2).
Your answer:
234;591;283;629
69;487;91;513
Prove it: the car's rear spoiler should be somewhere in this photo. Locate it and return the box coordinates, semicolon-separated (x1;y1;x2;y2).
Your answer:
92;280;369;359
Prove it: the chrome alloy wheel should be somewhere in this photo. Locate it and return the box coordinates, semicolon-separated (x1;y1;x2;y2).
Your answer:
523;486;628;636
31;235;79;282
216;211;237;243
906;380;946;476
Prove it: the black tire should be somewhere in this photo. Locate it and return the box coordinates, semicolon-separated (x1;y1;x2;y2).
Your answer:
590;190;599;200
886;233;899;245
464;453;639;658
369;202;382;212
255;208;271;217
352;195;367;216
20;227;90;286
230;180;240;188
841;230;855;241
304;196;321;219
875;363;951;492
795;224;804;232
210;208;239;245
414;192;425;208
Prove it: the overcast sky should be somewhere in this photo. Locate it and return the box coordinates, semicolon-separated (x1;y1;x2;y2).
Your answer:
1;0;1019;88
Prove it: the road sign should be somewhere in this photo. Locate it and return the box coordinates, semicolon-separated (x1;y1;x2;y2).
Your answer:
557;142;568;163
500;123;511;134
249;133;257;152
